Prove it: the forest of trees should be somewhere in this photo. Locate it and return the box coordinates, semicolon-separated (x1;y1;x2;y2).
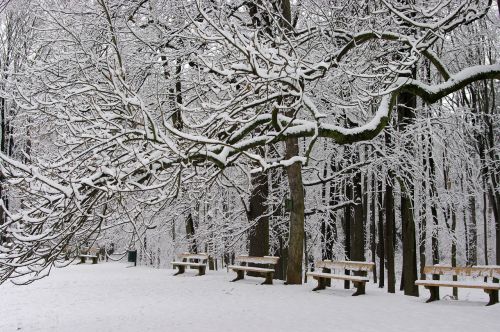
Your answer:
0;0;499;296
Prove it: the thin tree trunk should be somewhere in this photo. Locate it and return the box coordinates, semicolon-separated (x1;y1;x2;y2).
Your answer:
371;172;378;284
248;168;270;276
352;168;365;262
451;210;458;298
185;213;197;253
470;195;478;265
484;191;489;266
385;173;396;293
378;178;385;288
344;177;352;289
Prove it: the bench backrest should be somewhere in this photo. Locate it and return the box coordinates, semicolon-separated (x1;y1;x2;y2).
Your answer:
316;260;375;272
80;246;100;256
235;255;279;265
423;265;500;278
179;252;209;262
87;247;100;256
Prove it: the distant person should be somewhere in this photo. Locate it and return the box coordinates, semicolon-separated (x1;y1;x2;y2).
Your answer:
106;243;115;262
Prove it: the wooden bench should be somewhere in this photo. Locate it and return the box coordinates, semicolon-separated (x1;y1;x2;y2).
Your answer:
307;260;375;296
415;265;500;306
78;254;98;264
78;247;100;264
228;255;279;285
171;253;209;276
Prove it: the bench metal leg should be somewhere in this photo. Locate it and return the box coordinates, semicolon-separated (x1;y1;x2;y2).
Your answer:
322;268;331;287
352;282;366;296
92;257;98;264
231;270;245;282
198;266;206;276
485;289;498;306
174;265;185;276
261;272;273;285
80;256;86;264
425;286;439;303
312;277;327;291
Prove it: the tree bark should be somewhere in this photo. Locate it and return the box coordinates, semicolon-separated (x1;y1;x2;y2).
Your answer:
371;171;378;284
385;172;396;293
248;169;270;259
397;82;419;296
285;137;305;284
344;176;352;289
185;212;197;253
377;178;385;288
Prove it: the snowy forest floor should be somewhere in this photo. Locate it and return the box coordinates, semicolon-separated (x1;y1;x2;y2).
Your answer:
1;262;499;332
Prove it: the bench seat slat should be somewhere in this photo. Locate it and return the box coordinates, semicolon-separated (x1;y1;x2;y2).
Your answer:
306;272;369;282
171;262;206;267
234;256;279;265
316;260;375;272
415;280;500;290
178;253;209;261
422;265;500;278
228;265;274;273
79;254;97;258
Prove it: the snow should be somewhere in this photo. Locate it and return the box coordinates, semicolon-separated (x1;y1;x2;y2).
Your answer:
0;263;499;332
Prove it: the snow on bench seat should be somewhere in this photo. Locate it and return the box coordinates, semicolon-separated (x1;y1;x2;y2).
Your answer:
78;254;98;264
306;272;369;283
228;265;274;273
171;262;206;267
316;260;375;272
415;280;500;290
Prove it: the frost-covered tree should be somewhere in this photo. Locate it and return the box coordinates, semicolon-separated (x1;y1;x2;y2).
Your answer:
0;0;499;285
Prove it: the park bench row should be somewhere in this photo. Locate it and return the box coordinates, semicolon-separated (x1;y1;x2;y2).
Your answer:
171;253;500;306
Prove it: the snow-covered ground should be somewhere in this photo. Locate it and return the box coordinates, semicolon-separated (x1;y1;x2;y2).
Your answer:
1;262;499;332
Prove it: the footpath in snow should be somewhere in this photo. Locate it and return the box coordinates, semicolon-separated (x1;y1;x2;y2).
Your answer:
1;262;499;332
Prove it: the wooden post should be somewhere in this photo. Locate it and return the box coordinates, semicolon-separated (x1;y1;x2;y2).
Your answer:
312;277;326;291
231;270;245;282
323;267;332;287
174;265;185;276
262;272;273;285
352;281;366;296
425;286;439;303
485;289;498;306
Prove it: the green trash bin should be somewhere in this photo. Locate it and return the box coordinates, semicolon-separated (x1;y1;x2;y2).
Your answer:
127;250;137;266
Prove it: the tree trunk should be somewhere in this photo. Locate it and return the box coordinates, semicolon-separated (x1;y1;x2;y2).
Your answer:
484;192;489;266
385;130;396;294
248;168;270;277
401;189;419;296
429;140;440;290
451;210;458;298
185;212;197;253
419;138;428;280
344;177;352;289
285;136;305;285
371;171;377;284
377;178;385;288
385;174;396;293
352;166;365;272
397;68;419;296
469;195;478;265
